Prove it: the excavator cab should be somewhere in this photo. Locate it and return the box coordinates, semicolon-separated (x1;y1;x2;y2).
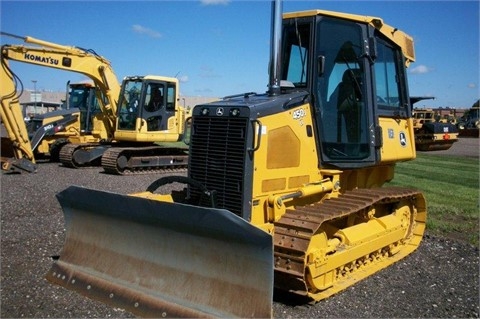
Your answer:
115;75;185;143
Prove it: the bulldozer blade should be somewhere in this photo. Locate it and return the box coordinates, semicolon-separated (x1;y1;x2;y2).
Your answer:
46;186;273;318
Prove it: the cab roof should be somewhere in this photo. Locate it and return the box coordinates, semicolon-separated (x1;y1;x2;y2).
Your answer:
283;9;415;65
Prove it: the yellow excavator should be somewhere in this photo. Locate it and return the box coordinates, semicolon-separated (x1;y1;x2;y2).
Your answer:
59;74;188;174
0;32;118;172
1;32;188;174
46;1;427;317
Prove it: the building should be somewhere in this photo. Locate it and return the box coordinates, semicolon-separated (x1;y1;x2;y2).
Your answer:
18;90;65;118
18;90;218;117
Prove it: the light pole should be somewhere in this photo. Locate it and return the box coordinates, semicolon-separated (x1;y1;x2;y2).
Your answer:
32;80;37;115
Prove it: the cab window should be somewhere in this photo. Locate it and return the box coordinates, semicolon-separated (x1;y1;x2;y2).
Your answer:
374;38;401;108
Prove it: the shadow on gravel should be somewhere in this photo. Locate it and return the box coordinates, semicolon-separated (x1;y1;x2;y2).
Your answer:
273;288;312;306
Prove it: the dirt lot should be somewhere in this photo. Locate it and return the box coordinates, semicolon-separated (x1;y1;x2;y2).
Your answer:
0;137;478;318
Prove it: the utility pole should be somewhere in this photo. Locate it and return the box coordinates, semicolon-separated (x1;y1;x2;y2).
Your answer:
32;80;37;115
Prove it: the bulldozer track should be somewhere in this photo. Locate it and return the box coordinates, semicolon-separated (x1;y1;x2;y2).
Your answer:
101;146;188;175
273;186;425;301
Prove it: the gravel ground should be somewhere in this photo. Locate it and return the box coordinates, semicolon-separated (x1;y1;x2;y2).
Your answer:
1;138;478;318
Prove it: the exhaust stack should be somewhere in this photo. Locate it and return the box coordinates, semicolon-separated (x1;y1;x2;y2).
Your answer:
268;0;283;96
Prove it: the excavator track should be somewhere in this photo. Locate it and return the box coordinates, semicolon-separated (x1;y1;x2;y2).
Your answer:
273;186;426;301
59;143;108;168
101;146;188;175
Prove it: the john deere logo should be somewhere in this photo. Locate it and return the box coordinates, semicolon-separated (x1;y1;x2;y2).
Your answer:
216;107;224;116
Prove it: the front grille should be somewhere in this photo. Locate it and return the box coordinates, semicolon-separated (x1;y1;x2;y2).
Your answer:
189;116;248;217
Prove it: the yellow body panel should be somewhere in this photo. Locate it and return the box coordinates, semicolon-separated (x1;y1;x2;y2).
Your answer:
250;103;325;226
32;109;110;156
378;117;416;163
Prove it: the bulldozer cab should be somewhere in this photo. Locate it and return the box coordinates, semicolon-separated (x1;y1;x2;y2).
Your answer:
115;76;184;142
281;12;415;167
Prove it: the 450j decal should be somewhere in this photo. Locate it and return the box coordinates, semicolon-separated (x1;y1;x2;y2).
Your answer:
292;108;306;120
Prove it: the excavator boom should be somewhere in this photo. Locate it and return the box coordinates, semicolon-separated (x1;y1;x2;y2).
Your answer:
1;31;120;135
0;31;121;172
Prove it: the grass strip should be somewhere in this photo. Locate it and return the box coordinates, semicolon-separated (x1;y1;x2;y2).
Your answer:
388;153;479;245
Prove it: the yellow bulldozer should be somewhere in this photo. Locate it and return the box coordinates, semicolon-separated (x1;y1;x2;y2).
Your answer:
46;1;427;317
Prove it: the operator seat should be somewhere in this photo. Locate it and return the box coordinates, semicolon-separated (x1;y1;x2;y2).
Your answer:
336;69;363;143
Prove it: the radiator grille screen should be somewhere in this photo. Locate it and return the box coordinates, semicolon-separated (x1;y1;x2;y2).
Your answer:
189;116;249;217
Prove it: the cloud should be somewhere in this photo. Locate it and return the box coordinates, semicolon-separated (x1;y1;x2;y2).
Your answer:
195;88;214;94
199;65;221;78
409;65;433;75
467;83;476;89
200;0;230;5
178;75;189;83
132;25;162;38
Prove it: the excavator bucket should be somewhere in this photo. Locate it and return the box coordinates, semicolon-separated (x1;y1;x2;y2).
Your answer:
46;186;273;318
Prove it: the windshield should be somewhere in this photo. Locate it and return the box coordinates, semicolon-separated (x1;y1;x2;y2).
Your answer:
117;80;142;130
282;16;372;165
316;17;369;161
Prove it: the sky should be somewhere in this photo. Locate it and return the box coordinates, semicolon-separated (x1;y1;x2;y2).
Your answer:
1;0;478;108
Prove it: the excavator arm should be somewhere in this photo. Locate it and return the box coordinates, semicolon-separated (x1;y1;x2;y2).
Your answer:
0;53;37;172
0;32;120;138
